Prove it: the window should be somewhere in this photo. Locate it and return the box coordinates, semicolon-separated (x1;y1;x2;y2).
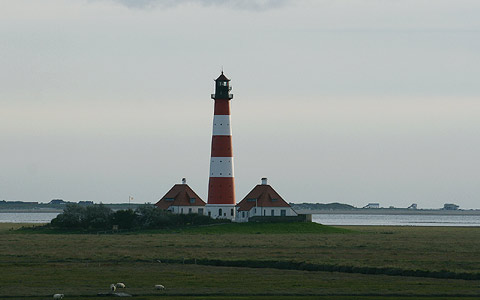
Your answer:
189;198;196;204
271;198;278;202
219;208;222;216
165;198;174;201
189;208;192;213
281;209;286;216
208;211;211;217
198;208;204;215
247;198;256;202
271;209;274;216
181;208;184;214
242;211;245;218
231;208;234;216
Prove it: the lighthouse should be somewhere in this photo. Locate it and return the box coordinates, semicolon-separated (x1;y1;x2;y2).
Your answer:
206;72;236;220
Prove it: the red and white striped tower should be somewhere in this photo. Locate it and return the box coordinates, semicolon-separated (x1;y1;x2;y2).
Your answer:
206;72;235;220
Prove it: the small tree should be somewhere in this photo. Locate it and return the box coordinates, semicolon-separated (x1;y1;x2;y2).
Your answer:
83;203;112;229
51;203;86;228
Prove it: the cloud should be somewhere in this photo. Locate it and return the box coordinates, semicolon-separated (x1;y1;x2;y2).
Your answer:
105;0;288;10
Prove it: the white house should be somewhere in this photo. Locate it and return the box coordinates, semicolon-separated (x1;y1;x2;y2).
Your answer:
235;178;297;222
155;178;206;215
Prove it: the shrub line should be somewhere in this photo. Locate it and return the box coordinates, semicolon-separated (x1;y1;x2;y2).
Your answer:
157;258;480;281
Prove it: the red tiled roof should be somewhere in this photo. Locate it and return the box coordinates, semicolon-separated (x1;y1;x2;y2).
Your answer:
155;184;206;210
236;184;291;211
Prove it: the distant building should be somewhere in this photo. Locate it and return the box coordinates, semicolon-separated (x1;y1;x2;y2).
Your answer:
443;203;459;210
78;201;94;205
0;200;38;205
155;178;206;215
363;203;380;209
49;199;67;205
235;178;297;222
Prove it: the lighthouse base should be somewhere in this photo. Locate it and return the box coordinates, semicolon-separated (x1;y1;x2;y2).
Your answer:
206;204;236;221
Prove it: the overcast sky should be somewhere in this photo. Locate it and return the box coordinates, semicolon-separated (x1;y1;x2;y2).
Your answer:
1;0;479;209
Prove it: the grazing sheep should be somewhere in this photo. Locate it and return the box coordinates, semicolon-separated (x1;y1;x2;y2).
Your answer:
155;284;165;290
115;282;126;289
110;284;116;292
53;294;64;300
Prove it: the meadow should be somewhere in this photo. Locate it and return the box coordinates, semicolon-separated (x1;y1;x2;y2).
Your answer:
0;222;479;299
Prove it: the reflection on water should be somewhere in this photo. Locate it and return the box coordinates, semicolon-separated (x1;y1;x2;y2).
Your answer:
313;214;480;226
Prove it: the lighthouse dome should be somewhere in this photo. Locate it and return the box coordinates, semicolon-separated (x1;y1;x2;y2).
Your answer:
215;72;230;81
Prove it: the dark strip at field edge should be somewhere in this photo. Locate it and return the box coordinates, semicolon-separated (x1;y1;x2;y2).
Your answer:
2;293;480;299
157;258;480;281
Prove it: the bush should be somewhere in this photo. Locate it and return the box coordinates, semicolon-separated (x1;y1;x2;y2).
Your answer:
134;205;171;229
51;203;113;229
50;203;228;231
51;203;87;228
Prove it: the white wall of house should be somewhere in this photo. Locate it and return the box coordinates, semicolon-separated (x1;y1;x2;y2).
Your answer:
205;204;236;221
168;206;205;215
235;206;297;222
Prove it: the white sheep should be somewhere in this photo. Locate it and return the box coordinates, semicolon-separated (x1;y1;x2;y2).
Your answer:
53;294;64;300
115;282;126;289
110;284;116;292
154;284;165;290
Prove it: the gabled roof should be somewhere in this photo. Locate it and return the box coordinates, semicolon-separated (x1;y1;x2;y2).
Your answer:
155;184;206;209
236;184;291;211
215;72;230;81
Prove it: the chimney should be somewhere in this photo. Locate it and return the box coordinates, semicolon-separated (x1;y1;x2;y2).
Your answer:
261;177;268;185
182;178;186;184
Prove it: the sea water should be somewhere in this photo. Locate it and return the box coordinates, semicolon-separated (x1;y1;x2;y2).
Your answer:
1;212;480;226
0;212;60;223
312;213;480;226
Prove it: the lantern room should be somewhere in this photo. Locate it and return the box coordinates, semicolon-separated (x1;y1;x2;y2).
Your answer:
211;72;233;100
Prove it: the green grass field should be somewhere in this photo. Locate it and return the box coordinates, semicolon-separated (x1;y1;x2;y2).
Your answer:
1;222;479;299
